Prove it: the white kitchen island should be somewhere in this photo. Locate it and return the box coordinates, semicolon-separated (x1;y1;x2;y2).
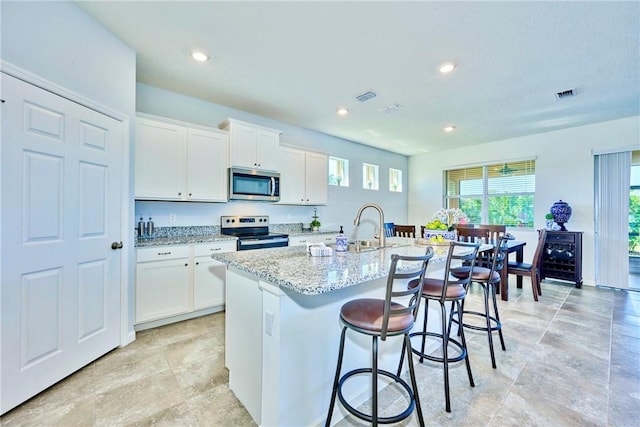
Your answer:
212;239;465;426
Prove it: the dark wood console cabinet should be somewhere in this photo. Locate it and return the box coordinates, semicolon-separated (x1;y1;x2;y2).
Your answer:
540;231;583;288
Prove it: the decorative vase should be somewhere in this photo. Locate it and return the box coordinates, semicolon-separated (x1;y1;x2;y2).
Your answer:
550;200;572;231
423;229;457;241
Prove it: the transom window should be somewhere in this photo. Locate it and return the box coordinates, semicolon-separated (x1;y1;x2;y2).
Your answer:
363;163;379;190
444;160;536;228
328;156;349;187
389;168;402;192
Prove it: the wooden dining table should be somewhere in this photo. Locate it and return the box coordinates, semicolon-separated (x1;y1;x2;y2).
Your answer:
498;240;527;301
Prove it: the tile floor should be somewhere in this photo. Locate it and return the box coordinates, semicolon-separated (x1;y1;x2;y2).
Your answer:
1;279;639;427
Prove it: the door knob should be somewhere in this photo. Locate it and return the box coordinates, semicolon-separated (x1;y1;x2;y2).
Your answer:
111;241;123;250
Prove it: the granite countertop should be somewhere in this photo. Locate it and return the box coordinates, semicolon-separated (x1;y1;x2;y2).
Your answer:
288;230;339;236
211;237;472;295
134;225;339;248
136;234;236;247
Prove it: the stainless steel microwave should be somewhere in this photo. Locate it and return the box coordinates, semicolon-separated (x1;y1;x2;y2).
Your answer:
229;167;280;202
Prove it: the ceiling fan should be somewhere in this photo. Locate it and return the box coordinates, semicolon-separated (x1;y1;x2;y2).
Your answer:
496;163;519;176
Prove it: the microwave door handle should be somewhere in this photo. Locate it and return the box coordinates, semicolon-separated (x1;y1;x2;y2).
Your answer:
270;177;276;196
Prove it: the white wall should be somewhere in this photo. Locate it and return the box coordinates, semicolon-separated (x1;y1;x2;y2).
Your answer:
136;84;409;240
1;1;137;336
409;116;640;286
1;1;135;117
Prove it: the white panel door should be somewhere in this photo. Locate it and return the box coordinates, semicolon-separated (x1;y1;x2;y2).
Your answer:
1;73;124;414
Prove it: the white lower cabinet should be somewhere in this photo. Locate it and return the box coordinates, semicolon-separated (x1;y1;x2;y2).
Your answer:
288;233;335;246
193;244;229;310
136;241;236;325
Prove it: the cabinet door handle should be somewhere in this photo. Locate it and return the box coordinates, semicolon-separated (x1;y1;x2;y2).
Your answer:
210;248;222;251
158;251;172;255
178;192;182;196
111;241;123;250
196;261;200;265
189;193;192;196
184;263;188;267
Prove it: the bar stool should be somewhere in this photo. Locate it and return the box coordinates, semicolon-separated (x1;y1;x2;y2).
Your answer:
398;241;480;413
325;248;434;427
451;234;513;368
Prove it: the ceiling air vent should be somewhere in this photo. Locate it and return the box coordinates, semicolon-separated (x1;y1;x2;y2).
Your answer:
555;88;576;100
355;90;377;102
380;103;403;114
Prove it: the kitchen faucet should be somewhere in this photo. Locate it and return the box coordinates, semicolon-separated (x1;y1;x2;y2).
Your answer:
353;203;386;248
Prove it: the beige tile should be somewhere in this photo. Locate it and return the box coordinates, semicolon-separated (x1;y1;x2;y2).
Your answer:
0;364;96;427
185;383;255;427
171;345;228;399
126;402;198;427
94;350;173;395
95;370;185;426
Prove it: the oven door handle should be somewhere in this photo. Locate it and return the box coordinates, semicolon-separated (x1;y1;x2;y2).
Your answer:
270;177;276;197
239;237;289;248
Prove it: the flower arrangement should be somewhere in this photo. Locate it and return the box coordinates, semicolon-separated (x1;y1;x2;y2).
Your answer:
431;208;468;229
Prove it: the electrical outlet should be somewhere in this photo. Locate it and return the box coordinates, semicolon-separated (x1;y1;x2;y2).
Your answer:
265;312;274;337
169;213;176;223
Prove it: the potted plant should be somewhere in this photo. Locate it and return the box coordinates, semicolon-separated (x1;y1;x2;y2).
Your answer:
311;208;321;232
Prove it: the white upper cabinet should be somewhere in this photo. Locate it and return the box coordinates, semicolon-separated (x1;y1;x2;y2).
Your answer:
219;118;280;171
135;115;228;202
278;146;328;205
186;129;228;201
135;118;186;200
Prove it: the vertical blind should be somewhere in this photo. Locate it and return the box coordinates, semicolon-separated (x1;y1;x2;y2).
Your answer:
595;151;631;288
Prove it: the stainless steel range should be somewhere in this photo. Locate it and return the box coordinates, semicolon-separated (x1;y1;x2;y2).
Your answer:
221;215;289;251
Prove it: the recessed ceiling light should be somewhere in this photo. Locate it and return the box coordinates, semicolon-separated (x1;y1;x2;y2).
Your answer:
443;125;456;132
191;51;210;62
337;107;349;116
439;62;456;73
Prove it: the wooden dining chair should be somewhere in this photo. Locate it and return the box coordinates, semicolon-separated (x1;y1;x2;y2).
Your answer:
479;224;506;244
507;229;547;301
456;227;490;244
394;224;416;238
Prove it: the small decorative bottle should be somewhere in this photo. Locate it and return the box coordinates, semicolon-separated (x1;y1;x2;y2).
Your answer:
146;216;154;236
137;216;145;237
335;226;347;253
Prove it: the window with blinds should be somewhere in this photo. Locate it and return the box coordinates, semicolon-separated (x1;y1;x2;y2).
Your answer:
328;156;349;186
444;160;535;228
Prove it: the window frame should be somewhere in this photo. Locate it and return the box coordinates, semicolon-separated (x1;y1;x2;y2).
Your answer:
444;159;536;229
362;163;379;190
328;156;349;187
389;168;403;192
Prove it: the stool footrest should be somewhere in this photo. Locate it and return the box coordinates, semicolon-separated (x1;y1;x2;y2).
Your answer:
458;310;502;333
409;331;467;363
337;368;416;424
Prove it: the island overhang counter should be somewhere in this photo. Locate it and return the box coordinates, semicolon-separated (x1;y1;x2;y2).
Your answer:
212;240;469;426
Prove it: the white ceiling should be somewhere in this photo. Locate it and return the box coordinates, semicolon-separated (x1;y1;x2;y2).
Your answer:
76;1;640;156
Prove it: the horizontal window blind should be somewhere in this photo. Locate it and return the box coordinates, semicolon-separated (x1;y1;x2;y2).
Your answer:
444;160;535;228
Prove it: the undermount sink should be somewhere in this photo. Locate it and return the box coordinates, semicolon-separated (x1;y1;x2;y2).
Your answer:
346;239;403;253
